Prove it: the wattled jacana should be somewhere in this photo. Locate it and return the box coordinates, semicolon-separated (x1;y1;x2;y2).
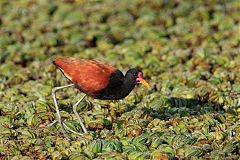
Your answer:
52;57;150;139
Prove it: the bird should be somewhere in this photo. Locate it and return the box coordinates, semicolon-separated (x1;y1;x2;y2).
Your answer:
52;57;150;139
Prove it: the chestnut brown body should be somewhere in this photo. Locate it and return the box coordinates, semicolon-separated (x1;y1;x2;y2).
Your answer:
53;57;117;95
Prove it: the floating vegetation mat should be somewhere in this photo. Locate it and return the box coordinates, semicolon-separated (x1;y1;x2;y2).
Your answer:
0;0;240;159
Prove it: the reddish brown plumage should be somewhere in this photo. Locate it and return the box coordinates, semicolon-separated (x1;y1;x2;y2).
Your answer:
53;57;117;94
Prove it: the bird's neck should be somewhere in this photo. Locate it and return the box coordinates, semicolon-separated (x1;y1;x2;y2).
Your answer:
120;77;136;98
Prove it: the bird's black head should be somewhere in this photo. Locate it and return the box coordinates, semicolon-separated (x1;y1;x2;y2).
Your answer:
126;68;150;88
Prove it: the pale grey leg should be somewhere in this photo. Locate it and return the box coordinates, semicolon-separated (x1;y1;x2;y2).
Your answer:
72;94;88;134
52;84;74;139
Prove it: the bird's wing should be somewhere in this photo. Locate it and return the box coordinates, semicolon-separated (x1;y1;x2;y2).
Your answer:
53;57;117;93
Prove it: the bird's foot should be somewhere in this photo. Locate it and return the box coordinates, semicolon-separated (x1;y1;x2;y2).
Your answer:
62;120;85;136
46;120;86;137
46;120;58;127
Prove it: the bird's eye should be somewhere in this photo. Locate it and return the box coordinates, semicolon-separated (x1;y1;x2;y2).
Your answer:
133;72;138;77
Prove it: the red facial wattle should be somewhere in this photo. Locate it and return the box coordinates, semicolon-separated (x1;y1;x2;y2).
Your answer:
136;72;150;88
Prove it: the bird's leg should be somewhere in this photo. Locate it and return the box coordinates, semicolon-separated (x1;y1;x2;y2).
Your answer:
72;94;88;134
52;83;75;139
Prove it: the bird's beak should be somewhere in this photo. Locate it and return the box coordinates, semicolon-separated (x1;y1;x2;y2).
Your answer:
136;73;150;89
138;78;150;88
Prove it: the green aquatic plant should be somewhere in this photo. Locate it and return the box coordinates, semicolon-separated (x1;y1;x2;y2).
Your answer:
0;0;239;159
